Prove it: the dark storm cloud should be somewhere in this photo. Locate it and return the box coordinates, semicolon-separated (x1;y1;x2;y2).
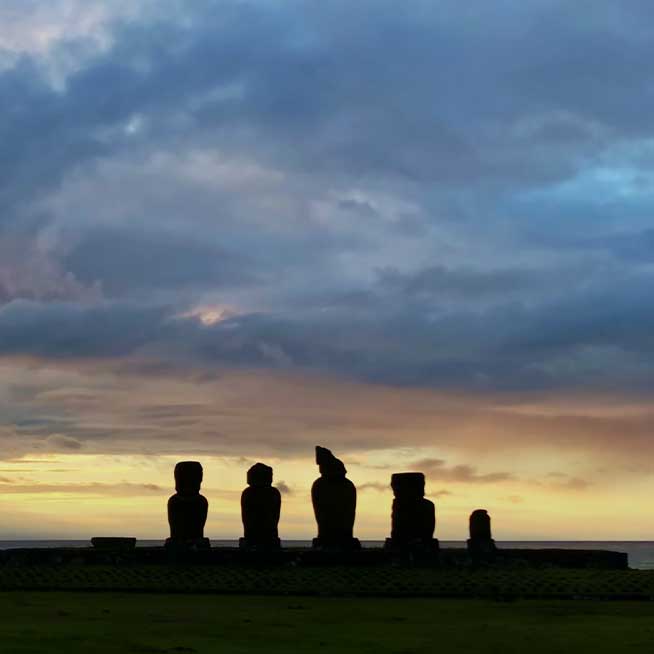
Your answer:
591;229;654;263
1;0;650;215
374;265;572;301
2;268;654;391
63;226;256;295
0;300;169;358
504;276;654;356
0;0;653;394
172;270;654;390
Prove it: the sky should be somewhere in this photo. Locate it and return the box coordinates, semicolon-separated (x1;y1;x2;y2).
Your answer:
0;0;653;540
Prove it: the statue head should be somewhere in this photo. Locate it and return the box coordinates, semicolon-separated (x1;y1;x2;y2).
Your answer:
247;462;273;487
315;445;347;478
391;472;425;500
469;509;492;539
174;461;203;494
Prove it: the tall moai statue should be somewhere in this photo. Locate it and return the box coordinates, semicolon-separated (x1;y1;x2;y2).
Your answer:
385;472;438;550
311;446;360;549
240;462;281;550
467;509;496;554
166;461;210;549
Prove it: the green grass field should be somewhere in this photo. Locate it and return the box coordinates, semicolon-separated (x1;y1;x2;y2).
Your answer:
1;592;654;653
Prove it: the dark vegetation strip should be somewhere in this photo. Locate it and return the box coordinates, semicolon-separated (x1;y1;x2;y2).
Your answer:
0;566;652;599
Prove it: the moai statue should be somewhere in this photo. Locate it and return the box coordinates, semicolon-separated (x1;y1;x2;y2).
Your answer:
385;472;438;550
239;462;282;550
166;461;210;549
311;446;360;549
467;509;496;554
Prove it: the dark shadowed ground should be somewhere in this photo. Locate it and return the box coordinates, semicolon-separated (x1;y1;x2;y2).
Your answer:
0;565;652;598
1;593;653;653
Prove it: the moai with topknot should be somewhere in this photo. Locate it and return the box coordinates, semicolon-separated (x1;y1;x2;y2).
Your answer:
467;509;496;554
385;472;438;550
311;446;360;549
240;462;282;550
166;461;210;549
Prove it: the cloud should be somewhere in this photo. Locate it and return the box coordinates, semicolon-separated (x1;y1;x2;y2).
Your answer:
0;238;99;304
0;481;162;495
45;434;83;450
0;0;147;57
561;477;592;491
375;265;558;301
358;482;388;493
0;1;654;474
1;357;654;472
360;481;451;498
0;300;169;358
0;0;650;222
63;226;257;297
542;472;592;491
276;481;293;495
411;459;514;484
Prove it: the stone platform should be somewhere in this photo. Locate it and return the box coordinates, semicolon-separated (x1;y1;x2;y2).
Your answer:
0;545;629;570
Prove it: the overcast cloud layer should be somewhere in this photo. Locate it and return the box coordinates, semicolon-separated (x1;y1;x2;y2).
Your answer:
2;1;654;393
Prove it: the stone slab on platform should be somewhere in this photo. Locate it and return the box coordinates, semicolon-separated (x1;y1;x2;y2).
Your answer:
495;548;629;570
91;537;137;550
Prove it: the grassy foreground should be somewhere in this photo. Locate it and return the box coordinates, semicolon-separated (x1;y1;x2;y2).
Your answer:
1;592;654;653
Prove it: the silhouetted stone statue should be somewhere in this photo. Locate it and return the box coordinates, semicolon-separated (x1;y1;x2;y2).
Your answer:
166;461;210;549
467;509;496;554
239;462;281;550
385;472;438;549
311;446;360;549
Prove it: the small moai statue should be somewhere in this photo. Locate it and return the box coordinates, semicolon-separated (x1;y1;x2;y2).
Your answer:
239;462;281;550
166;461;210;549
467;509;496;554
385;472;438;550
311;445;360;549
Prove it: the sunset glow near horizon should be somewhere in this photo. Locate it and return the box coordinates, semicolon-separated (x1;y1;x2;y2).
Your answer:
1;1;654;540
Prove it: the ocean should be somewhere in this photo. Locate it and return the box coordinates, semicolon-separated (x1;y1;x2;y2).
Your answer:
0;540;651;569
